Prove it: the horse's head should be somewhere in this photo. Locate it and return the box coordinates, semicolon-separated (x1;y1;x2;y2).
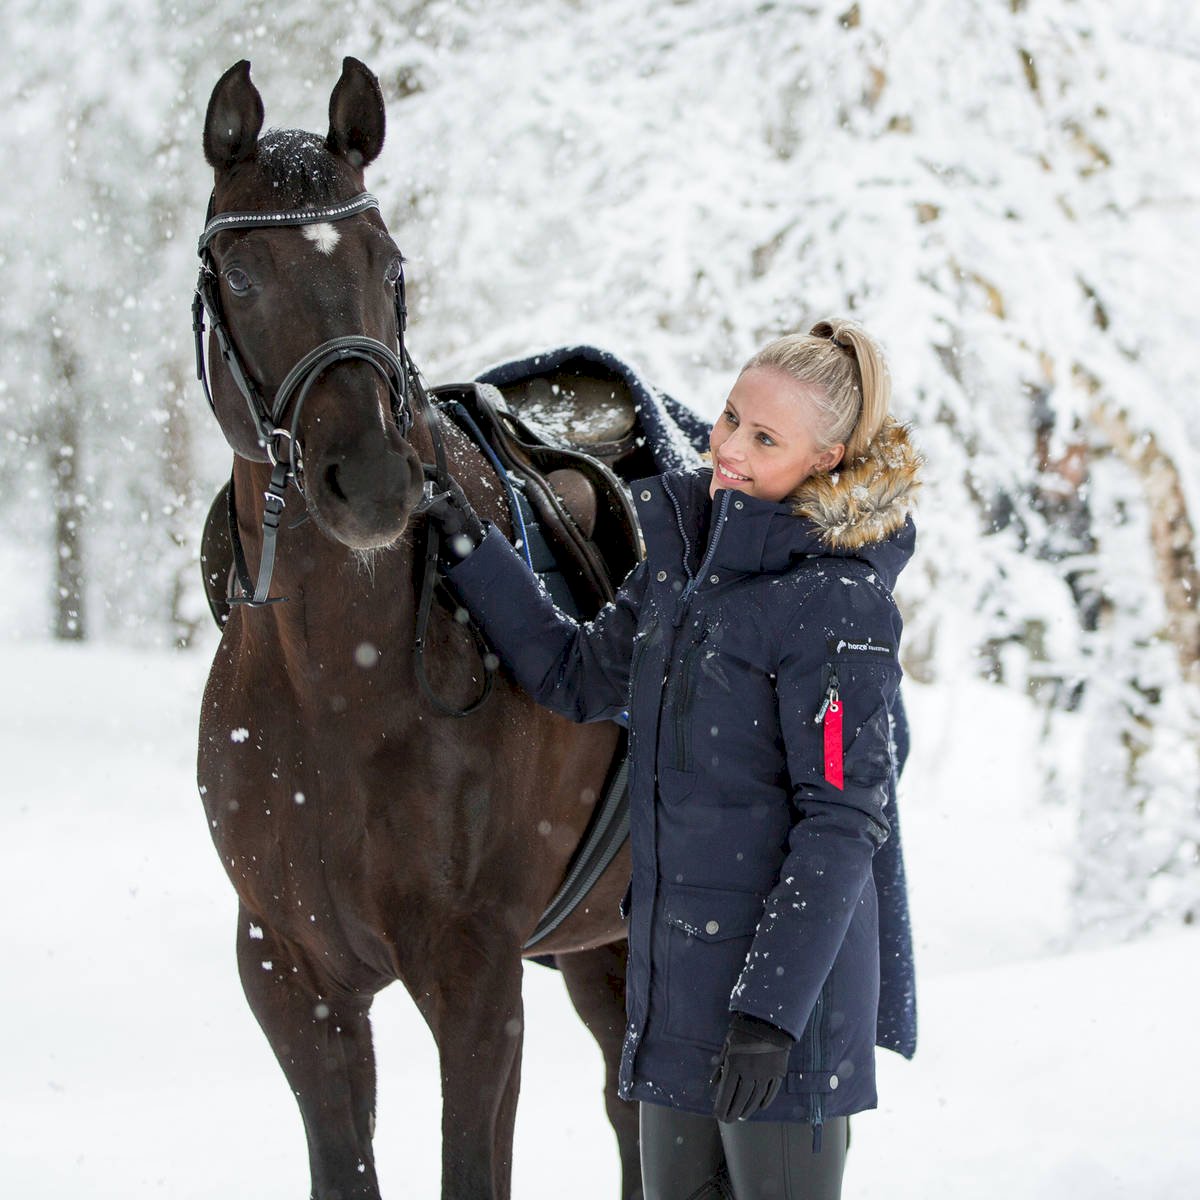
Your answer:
198;58;424;550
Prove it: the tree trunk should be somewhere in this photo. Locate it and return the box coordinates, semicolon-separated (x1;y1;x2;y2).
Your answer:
48;328;87;642
1092;399;1200;684
52;408;86;641
162;362;202;649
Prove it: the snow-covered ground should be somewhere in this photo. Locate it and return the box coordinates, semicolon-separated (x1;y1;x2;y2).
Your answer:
1;638;1197;1197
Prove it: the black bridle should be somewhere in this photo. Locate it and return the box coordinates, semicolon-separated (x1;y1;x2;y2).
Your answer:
191;191;492;717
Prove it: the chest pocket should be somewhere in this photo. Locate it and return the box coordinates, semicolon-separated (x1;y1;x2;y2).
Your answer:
663;624;712;771
628;616;662;720
668;629;779;781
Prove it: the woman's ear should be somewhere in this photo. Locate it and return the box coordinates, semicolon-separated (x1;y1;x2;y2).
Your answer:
816;444;845;474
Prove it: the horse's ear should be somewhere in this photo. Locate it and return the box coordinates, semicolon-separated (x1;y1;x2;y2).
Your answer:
326;57;386;170
204;60;264;172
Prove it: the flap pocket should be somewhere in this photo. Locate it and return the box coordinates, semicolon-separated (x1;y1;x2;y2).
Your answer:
656;764;696;807
662;883;765;942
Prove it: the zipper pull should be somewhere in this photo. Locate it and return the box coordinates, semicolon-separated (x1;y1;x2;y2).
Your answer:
814;668;840;724
814;667;844;790
672;594;689;628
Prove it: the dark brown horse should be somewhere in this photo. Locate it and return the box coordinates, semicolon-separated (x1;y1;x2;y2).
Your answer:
195;58;639;1200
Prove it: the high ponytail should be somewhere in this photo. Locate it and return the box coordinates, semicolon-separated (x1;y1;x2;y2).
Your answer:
743;318;892;465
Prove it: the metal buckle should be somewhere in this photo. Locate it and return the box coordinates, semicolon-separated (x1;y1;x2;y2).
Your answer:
265;428;293;468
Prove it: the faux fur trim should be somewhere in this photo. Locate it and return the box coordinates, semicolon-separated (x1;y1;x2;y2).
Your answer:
790;417;923;549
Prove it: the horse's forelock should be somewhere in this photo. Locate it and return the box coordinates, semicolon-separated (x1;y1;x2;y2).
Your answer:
253;129;353;208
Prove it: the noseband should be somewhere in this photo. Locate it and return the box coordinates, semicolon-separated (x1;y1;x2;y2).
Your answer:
190;190;491;718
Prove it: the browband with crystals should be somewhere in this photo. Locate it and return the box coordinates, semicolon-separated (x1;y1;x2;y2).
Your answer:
197;192;381;254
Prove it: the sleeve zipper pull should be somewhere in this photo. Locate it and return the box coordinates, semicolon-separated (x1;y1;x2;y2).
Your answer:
814;669;840;725
816;667;844;791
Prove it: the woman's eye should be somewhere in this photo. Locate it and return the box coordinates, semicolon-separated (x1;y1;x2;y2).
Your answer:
384;256;403;285
758;432;775;446
225;268;252;295
723;409;737;425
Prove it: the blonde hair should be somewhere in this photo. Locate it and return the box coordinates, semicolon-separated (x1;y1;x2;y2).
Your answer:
742;319;892;465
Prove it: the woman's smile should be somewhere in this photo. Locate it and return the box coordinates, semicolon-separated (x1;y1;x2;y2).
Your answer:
714;458;752;487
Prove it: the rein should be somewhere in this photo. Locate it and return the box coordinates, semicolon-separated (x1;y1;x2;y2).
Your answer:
192;191;492;717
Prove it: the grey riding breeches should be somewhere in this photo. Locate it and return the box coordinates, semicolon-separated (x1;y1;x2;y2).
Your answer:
639;1101;849;1200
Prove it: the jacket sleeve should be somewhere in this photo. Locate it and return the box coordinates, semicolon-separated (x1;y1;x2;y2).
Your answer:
729;593;901;1041
442;523;648;724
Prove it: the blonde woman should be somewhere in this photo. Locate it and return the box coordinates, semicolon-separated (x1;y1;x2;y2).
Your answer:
425;321;921;1199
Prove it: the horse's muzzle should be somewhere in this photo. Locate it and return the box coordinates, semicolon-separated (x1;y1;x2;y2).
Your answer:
306;429;424;550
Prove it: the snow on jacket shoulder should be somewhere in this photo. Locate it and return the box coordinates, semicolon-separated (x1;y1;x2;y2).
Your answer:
444;416;923;1124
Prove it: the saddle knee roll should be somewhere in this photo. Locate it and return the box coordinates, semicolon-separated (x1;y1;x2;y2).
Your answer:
547;468;598;539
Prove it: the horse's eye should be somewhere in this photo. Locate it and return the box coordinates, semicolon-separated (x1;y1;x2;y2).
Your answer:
384;256;403;285
225;268;252;295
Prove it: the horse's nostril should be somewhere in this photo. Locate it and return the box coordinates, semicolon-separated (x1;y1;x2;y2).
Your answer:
324;463;347;502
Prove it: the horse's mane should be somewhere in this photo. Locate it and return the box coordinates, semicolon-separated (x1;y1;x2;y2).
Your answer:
255;129;349;207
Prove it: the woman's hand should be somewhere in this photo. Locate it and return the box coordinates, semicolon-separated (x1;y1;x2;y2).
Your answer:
710;1011;795;1122
419;467;485;559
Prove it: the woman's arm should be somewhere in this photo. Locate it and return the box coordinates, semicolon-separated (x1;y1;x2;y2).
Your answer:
443;523;648;724
728;589;902;1041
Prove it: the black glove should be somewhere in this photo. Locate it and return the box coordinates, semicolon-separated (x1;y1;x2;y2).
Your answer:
710;1011;795;1123
419;467;485;560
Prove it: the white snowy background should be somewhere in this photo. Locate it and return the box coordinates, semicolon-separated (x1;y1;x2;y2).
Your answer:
2;1;1199;1196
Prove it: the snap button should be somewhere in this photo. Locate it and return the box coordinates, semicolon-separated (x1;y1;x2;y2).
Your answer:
640;489;652;501
734;500;744;509
705;920;720;935
829;1074;839;1089
709;574;719;584
656;570;667;582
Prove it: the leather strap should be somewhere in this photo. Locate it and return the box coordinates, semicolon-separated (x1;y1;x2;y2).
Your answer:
197;192;380;253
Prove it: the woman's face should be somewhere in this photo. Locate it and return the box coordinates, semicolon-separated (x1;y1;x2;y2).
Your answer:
708;367;845;502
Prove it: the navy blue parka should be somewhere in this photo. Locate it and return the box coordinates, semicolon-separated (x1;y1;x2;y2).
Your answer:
444;418;921;1126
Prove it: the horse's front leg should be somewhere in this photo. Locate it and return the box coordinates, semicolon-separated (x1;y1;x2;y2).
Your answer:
556;939;642;1200
236;906;380;1200
423;922;525;1200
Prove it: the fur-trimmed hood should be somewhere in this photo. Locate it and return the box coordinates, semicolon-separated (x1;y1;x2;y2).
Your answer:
790;416;923;550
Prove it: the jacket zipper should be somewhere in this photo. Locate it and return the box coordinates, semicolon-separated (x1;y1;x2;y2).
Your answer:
810;986;825;1153
672;633;704;769
682;489;732;608
659;484;732;766
660;477;694;590
660;480;732;626
627;616;658;722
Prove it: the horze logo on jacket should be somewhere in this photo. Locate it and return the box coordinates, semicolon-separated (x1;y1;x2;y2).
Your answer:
828;637;895;658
